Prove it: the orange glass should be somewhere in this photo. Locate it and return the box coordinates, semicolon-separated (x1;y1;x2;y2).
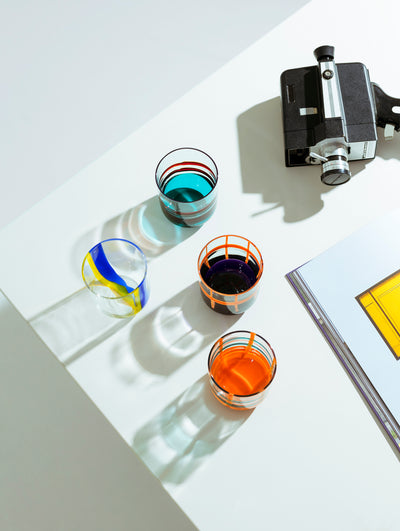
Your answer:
208;331;277;409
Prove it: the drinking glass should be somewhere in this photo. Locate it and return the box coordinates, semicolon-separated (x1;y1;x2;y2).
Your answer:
155;147;218;227
82;238;149;318
208;330;277;409
198;235;263;314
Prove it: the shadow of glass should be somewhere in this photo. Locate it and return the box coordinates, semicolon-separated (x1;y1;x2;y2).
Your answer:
124;282;241;376
72;195;199;273
29;288;129;365
237;97;335;222
132;375;252;484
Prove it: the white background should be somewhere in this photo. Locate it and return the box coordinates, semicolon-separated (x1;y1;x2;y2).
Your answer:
2;1;400;530
0;0;307;228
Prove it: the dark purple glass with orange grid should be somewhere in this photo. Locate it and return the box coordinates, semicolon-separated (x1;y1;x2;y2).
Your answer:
208;330;277;409
155;147;218;227
198;235;263;314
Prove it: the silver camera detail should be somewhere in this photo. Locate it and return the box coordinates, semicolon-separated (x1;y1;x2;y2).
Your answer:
281;45;400;185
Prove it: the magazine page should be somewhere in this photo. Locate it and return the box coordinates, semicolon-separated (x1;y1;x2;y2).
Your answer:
294;209;400;425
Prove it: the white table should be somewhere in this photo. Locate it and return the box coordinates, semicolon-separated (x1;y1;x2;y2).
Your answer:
2;1;400;529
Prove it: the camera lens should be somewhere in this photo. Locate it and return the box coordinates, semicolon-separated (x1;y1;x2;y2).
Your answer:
320;155;351;185
321;169;351;185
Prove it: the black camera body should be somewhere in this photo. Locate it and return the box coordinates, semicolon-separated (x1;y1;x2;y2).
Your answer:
280;45;400;185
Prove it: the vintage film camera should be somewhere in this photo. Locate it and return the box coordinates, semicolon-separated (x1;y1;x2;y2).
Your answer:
280;45;400;185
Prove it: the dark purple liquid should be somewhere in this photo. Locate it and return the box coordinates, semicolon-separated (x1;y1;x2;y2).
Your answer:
202;258;256;293
200;254;259;314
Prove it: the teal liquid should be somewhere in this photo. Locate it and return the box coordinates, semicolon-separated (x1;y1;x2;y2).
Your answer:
163;172;213;202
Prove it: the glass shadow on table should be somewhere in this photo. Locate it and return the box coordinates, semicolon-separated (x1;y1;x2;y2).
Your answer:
71;195;199;273
29;288;129;365
132;375;252;485
125;282;241;376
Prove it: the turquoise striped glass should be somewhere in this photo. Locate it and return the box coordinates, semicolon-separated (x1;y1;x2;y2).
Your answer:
155;147;218;227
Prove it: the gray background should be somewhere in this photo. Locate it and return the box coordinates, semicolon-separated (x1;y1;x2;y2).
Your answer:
1;0;308;228
0;290;195;531
1;2;309;529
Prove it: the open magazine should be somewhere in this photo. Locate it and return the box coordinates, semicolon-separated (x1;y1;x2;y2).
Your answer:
287;209;400;453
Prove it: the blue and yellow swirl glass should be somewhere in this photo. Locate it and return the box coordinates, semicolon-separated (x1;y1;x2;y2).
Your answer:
82;238;149;318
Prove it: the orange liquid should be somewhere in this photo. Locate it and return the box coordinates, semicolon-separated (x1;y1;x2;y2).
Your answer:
210;347;273;395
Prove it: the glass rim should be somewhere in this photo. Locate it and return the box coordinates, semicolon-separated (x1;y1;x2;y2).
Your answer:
207;330;277;398
81;237;148;300
155;146;219;204
197;234;264;297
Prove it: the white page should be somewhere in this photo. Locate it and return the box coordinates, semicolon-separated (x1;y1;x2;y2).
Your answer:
297;208;400;422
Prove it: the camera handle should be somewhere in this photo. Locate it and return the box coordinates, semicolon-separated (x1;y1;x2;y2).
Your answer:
372;83;400;139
